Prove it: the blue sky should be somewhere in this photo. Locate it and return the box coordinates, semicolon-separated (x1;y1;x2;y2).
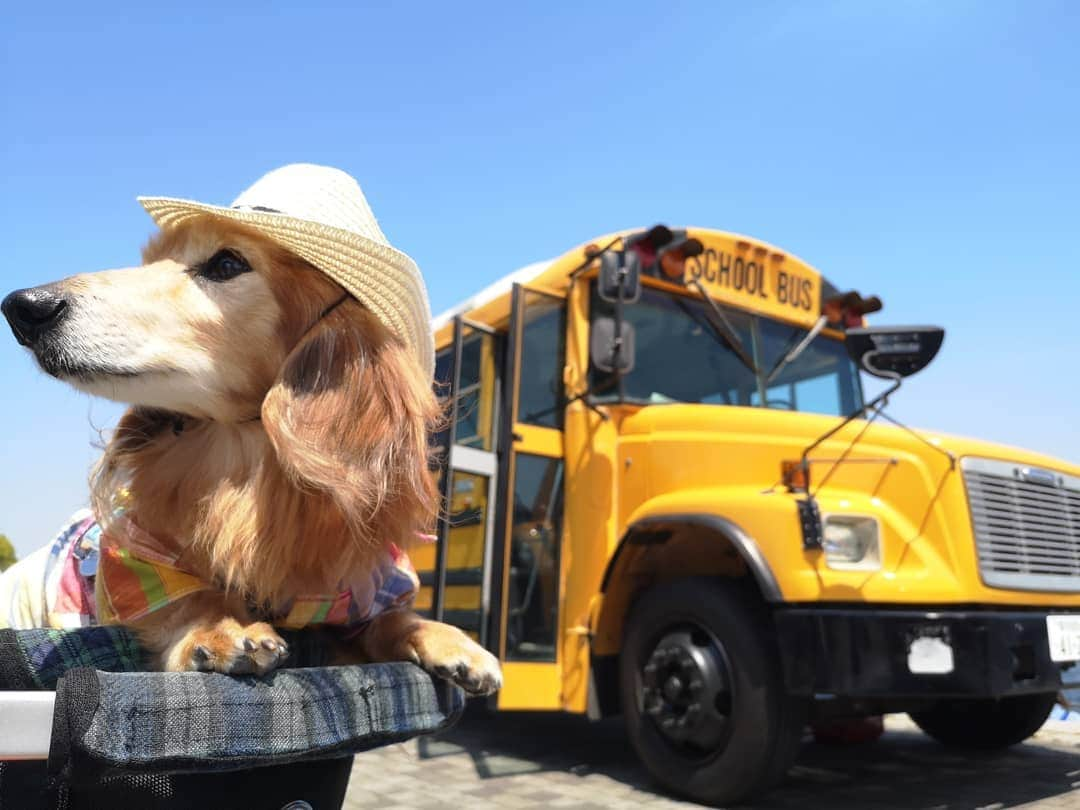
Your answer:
1;1;1077;557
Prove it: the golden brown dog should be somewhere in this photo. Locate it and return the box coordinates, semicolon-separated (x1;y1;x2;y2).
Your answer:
1;215;501;695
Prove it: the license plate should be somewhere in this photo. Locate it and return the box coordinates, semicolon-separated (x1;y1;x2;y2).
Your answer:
1047;615;1080;663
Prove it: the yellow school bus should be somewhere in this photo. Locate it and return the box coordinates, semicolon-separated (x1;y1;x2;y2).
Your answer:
411;226;1080;804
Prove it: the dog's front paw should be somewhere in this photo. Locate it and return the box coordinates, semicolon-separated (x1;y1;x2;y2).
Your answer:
409;621;503;696
169;620;289;676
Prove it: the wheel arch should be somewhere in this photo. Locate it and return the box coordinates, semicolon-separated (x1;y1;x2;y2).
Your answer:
587;513;782;718
599;514;782;601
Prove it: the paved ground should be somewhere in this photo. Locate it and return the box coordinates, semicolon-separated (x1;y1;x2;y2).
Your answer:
346;710;1080;809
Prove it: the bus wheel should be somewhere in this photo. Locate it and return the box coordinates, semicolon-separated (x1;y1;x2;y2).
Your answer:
909;693;1057;750
619;578;805;806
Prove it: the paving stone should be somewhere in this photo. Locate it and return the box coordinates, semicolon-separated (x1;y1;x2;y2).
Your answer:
344;712;1080;809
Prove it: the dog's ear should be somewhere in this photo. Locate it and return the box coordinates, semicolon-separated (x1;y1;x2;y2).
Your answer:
261;299;439;549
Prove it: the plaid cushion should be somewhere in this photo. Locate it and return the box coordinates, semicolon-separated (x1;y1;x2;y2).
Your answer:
0;628;464;787
0;628;144;690
52;663;462;782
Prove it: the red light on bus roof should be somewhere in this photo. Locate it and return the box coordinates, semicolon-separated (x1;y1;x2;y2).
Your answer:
631;240;658;268
823;290;883;328
657;237;704;282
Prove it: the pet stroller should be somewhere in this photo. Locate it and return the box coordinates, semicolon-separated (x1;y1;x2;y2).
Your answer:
0;627;463;809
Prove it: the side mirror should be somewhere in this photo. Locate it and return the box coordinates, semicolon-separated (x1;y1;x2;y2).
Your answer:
590;316;635;374
597;252;642;303
845;326;944;379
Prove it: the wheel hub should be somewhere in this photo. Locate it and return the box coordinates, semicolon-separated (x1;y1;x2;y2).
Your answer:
641;626;733;751
662;674;684;702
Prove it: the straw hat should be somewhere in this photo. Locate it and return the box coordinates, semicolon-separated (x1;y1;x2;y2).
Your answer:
138;164;434;378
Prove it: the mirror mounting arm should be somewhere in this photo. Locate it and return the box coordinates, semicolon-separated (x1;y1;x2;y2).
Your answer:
876;409;957;471
796;325;950;495
613;269;628;402
567;391;610;421
798;371;902;483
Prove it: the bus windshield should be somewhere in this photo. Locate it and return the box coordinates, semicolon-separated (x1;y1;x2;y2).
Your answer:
590;285;863;417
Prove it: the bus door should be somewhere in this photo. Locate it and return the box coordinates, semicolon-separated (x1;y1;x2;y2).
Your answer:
417;318;501;647
491;284;568;710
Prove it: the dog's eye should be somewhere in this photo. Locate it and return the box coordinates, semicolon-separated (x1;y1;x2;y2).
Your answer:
197;250;252;282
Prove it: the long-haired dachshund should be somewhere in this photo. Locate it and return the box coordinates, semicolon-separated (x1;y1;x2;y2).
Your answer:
0;168;501;696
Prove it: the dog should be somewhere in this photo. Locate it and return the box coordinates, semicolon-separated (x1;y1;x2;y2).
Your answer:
0;165;502;696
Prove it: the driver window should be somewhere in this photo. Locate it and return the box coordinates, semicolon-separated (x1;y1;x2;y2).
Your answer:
590;286;756;405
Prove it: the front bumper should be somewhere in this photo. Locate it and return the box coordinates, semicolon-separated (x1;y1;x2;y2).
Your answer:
775;607;1080;699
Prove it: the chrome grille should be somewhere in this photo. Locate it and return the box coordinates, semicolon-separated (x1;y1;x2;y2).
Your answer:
962;457;1080;593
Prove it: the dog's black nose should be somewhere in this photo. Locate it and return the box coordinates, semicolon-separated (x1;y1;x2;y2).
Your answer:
2;286;69;346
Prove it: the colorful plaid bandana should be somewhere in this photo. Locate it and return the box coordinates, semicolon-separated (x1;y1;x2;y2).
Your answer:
2;511;420;631
95;517;208;624
97;515;421;628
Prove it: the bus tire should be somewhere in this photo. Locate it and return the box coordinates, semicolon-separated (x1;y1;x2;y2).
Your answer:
909;693;1057;750
619;577;805;805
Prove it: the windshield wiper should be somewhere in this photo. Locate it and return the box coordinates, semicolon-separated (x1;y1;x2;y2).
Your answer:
764;315;828;384
685;279;758;374
671;296;754;375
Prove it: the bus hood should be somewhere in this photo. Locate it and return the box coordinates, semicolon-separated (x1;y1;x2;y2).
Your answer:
615;404;1080;606
618;404;1079;477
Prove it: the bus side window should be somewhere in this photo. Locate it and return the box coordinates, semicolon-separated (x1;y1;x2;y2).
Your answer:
432;331;500;456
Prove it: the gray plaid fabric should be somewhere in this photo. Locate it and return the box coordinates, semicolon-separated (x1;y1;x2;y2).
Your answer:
53;663;463;779
0;628;144;689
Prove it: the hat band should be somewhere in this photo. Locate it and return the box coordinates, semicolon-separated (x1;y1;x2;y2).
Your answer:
232;204;284;214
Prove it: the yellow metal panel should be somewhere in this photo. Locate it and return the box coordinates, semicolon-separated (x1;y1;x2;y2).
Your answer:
446;586;482;609
434;322;452;349
477;335;496;451
496;662;563;710
413;585;481;612
414;586;431;611
512;423;563;458
411;543;435;572
411;536;484;574
611;405;1080;610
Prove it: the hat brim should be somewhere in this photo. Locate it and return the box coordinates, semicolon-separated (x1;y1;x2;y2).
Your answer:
138;196;435;378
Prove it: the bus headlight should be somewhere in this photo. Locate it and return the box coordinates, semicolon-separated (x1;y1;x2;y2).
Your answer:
822;515;881;569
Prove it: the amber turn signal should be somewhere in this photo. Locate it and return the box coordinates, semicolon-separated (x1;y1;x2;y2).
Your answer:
782;460;809;491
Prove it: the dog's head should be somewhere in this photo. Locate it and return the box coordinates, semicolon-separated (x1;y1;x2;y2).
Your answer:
6;217;343;419
3;215;440;540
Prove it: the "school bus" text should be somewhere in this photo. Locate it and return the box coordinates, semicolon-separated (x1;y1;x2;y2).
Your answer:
687;249;814;312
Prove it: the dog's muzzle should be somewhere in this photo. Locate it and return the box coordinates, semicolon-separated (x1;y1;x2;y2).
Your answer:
2;285;69;347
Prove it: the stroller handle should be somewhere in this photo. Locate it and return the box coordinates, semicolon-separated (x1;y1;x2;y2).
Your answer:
0;691;55;759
